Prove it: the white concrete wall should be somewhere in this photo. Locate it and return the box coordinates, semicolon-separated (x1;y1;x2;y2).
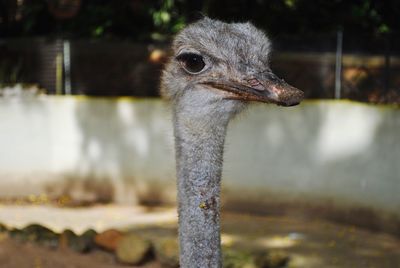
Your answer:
0;97;399;215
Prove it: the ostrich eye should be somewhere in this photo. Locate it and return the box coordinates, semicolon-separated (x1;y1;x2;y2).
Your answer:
176;53;206;74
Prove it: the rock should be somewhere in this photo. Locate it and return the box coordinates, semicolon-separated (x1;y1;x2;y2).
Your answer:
0;224;7;242
60;229;77;250
23;223;52;234
23;224;59;248
75;229;97;253
223;247;257;268
0;223;7;232
94;229;123;252
253;250;290;268
222;245;290;268
8;228;25;242
9;224;59;248
116;233;153;265
9;225;98;253
61;229;97;253
154;237;180;268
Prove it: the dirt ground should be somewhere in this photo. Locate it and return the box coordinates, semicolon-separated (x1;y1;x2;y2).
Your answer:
221;214;400;268
0;206;399;268
0;236;161;268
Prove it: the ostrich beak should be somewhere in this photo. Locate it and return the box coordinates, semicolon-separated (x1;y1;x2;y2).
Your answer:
202;72;304;106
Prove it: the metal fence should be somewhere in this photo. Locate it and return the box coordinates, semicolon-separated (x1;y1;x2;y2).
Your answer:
1;32;399;103
272;32;400;103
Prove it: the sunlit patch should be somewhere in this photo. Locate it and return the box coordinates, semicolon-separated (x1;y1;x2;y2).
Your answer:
221;233;241;246
315;104;381;162
127;127;149;157
0;205;177;234
256;233;304;249
288;253;325;267
26;194;49;205
117;102;135;124
87;140;101;160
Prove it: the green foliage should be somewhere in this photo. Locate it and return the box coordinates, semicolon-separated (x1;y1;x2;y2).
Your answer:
149;0;186;40
0;0;399;39
284;0;297;9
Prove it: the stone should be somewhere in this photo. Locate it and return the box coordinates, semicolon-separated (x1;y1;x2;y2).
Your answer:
23;224;59;248
253;250;290;268
94;229;123;252
223;247;257;268
154;237;180;268
60;229;77;250
0;223;7;232
8;228;25;242
78;229;98;253
61;228;97;253
116;233;153;265
222;245;291;268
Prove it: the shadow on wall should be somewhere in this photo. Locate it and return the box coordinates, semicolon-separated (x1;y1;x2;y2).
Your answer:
45;173;114;206
49;98;176;205
223;101;400;236
48;99;399;217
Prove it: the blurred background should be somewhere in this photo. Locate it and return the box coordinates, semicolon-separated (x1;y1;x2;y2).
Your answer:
0;1;399;268
1;0;400;101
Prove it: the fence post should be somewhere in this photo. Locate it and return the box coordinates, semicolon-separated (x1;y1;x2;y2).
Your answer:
55;52;63;95
63;40;72;95
384;34;391;94
335;30;343;99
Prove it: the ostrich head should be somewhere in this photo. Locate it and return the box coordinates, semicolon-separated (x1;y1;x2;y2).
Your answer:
161;17;304;121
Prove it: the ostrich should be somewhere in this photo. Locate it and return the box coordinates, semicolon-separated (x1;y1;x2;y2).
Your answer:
161;17;303;268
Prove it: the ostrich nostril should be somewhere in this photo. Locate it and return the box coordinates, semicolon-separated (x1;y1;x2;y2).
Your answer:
246;77;264;91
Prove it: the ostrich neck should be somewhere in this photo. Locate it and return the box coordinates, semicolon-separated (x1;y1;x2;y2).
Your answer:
173;104;232;268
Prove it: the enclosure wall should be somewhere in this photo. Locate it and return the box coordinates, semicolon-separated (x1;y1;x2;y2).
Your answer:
0;97;399;219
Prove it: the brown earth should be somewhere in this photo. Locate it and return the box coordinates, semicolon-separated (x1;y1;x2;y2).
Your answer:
0;234;161;268
0;210;399;268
